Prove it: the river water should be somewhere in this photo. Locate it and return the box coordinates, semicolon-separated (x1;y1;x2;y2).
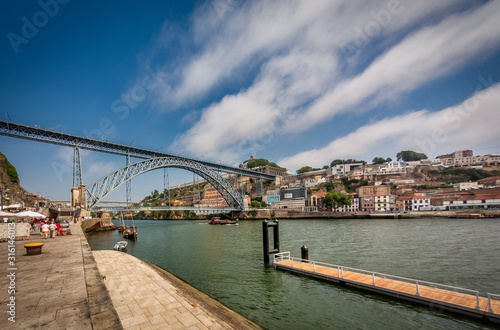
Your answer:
86;218;500;329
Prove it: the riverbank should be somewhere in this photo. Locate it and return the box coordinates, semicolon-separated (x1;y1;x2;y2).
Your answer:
234;209;500;220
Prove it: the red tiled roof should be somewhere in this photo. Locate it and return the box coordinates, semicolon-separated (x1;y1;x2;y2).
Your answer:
477;175;500;182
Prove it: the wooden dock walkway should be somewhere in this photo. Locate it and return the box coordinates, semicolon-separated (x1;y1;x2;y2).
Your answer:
273;252;500;324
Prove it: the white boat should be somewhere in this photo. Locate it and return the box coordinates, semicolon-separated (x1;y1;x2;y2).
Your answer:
113;241;128;251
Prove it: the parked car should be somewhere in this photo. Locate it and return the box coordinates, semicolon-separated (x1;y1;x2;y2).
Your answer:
55;219;69;228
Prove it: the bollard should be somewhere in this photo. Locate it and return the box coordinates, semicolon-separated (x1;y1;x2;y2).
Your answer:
263;219;280;263
301;245;308;262
263;220;270;263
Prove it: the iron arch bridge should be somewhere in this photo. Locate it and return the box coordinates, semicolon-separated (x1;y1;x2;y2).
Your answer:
86;157;244;209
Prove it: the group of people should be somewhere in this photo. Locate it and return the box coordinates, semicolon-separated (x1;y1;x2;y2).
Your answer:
37;219;63;239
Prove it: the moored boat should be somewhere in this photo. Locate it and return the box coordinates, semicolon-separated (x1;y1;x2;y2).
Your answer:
123;226;137;239
207;217;238;225
113;241;128;251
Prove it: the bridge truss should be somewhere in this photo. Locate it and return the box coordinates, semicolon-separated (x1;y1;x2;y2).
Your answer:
86;157;245;209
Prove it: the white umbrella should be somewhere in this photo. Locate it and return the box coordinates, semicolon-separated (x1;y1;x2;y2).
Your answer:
15;211;47;218
1;204;21;210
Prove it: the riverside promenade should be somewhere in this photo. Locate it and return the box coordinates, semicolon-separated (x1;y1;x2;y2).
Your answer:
0;222;260;329
0;222;120;329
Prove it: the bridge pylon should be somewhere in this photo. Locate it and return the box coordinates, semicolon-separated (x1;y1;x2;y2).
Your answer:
71;184;90;218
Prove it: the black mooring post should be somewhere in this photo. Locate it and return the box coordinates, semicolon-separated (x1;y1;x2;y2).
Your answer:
263;220;270;263
301;245;308;262
273;219;279;252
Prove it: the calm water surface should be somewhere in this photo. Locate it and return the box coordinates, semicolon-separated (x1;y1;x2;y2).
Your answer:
86;218;500;329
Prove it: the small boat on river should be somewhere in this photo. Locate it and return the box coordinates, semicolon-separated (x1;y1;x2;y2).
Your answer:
113;241;128;251
121;211;137;239
208;217;238;225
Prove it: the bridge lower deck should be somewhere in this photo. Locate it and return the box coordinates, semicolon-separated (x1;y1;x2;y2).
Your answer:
274;253;500;323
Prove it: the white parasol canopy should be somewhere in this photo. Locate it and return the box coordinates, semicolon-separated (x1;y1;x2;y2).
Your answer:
0;204;21;210
15;211;47;218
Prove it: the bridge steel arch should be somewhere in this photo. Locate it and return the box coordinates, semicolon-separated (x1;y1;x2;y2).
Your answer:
86;157;244;209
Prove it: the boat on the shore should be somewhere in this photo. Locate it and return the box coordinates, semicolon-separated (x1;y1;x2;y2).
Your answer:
113;241;128;251
85;221;103;233
453;213;495;219
208;217;238;225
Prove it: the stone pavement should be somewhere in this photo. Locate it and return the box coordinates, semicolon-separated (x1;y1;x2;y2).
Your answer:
93;250;261;330
0;222;121;329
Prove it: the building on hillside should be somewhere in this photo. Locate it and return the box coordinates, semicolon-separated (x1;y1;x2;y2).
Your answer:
347;168;364;180
374;194;395;212
437;150;474;159
367;162;406;176
360;196;375;212
308;192;331;212
280;186;307;200
200;185;229;208
356;185;391;197
264;189;281;204
443;194;500;210
436;150;500;167
477;176;500;188
397;195;431;211
453;181;480;191
272;185;307;210
251;165;288;177
271;199;306;210
328;163;364;177
304;177;316;188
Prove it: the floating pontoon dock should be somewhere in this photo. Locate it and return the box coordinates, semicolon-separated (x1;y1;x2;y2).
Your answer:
274;252;500;323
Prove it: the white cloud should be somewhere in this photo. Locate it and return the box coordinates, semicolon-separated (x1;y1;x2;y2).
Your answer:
157;1;500;165
279;83;500;171
284;0;500;132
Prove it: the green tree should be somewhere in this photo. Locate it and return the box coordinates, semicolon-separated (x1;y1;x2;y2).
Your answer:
322;192;353;210
297;166;320;174
246;158;269;168
250;200;261;208
297;166;313;174
330;159;367;167
396;150;428;162
372;157;392;164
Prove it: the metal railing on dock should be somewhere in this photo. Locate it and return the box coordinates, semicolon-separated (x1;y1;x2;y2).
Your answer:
274;252;500;323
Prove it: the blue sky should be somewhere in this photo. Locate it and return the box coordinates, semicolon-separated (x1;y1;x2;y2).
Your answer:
1;0;500;202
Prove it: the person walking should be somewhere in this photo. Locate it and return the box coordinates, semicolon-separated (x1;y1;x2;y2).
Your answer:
49;220;57;239
41;221;49;239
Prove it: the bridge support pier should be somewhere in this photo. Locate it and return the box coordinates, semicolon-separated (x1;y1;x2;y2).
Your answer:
71;184;90;218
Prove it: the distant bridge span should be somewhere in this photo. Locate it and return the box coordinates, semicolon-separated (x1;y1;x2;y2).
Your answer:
0;120;276;211
0;120;274;180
